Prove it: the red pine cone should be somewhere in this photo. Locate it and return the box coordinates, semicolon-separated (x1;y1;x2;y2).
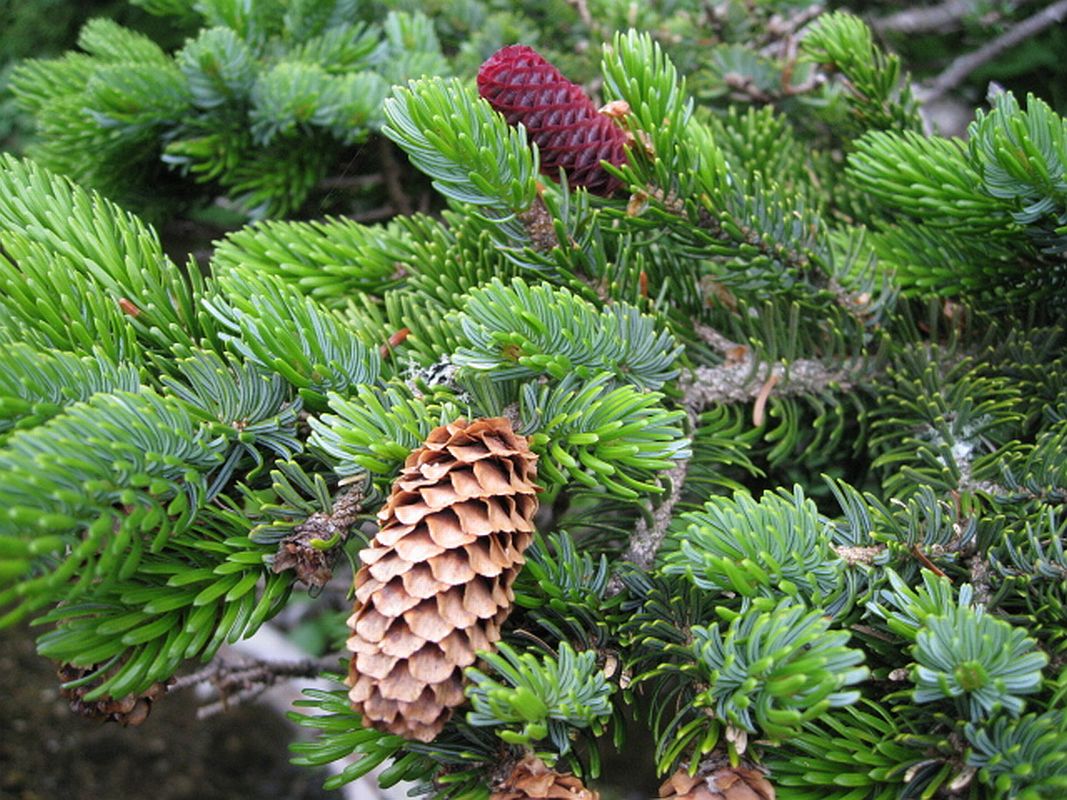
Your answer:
477;45;628;196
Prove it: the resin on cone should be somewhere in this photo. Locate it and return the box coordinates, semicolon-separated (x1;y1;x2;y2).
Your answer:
491;755;600;800
477;44;628;196
346;417;539;742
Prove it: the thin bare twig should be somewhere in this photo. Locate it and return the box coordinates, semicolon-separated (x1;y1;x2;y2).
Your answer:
378;137;414;216
873;0;977;35
171;654;340;719
566;0;594;29
620;408;697;573
919;0;1067;102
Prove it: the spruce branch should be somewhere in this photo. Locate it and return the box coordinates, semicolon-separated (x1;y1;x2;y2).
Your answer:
919;0;1067;103
872;0;979;35
619;323;860;576
171;653;338;719
683;349;858;410
621;438;693;573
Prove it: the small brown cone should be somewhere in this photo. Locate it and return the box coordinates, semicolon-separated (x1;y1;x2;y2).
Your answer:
57;664;169;727
346;417;539;742
658;760;775;800
491;755;599;800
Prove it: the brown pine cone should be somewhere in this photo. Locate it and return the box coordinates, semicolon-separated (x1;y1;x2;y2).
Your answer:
492;755;599;800
58;663;169;727
658;761;776;800
346;417;539;742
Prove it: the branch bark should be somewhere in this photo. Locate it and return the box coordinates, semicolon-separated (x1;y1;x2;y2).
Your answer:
171;654;340;719
919;0;1067;102
378;137;414;217
620;408;696;572
873;0;978;35
615;324;861;579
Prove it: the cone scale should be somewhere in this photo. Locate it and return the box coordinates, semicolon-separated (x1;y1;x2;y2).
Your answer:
491;755;600;800
346;417;539;742
658;763;776;800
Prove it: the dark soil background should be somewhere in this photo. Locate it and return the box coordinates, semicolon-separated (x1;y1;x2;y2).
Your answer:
0;624;338;800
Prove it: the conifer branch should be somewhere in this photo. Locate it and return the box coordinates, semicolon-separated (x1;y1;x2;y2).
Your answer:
683;352;857;409
872;0;978;35
919;0;1067;102
621;411;696;573
618;323;861;577
171;654;339;719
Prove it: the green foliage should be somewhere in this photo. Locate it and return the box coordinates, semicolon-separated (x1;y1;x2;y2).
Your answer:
382;76;538;213
162;349;302;490
600;29;692;170
289;679;410;791
211;215;409;304
512;530;617;648
521;374;689;500
686;600;868;740
661;487;848;610
801;11;921;135
465;641;614;756
0;154;210;355
764;702;922;800
0;343;140;441
9;2;445;218
912;604;1047;719
309;381;463;486
454;278;681;390
203;269;381;409
966;712;1067;799
849;92;1067;300
2;6;1067;800
0;390;222;624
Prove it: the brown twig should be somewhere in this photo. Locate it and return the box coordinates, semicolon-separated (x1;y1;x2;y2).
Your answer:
873;0;978;35
911;544;947;578
919;0;1067;102
378;137;414;216
171;654;340;719
620;426;695;573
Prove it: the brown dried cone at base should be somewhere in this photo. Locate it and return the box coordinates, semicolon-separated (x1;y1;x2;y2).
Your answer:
57;663;170;727
491;755;599;800
659;759;776;800
346;417;539;742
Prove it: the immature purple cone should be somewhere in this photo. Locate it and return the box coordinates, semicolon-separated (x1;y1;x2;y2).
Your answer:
477;45;628;196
